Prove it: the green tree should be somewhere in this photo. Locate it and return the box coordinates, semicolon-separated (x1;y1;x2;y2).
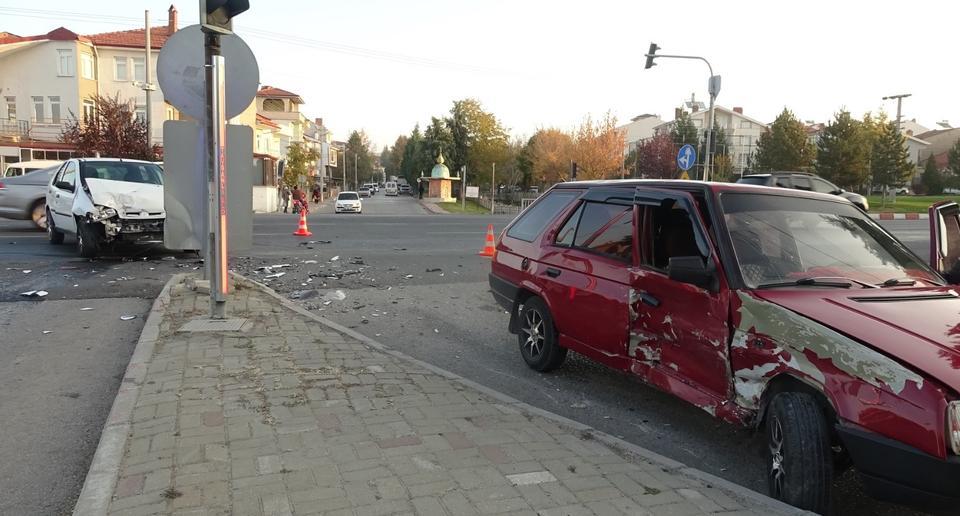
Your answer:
921;156;943;195
816;110;872;189
870;121;913;189
670;111;700;148
282;142;320;188
424;116;453;164
385;135;407;178
949;139;960;177
751;108;815;172
345;130;374;187
446;98;510;187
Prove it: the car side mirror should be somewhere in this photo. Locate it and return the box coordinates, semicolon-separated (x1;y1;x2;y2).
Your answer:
835;188;845;195
668;256;717;291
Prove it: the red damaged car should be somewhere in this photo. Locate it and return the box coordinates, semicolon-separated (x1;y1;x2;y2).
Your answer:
489;180;960;514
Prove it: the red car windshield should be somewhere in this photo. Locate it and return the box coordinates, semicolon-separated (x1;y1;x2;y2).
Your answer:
720;193;941;288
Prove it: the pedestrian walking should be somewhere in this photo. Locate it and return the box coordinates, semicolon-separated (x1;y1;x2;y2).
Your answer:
281;185;291;213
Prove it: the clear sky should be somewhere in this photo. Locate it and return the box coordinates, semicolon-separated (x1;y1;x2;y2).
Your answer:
3;1;957;149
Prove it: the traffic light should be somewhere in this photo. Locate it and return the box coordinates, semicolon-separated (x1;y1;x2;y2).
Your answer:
644;42;660;69
200;0;250;34
571;161;578;181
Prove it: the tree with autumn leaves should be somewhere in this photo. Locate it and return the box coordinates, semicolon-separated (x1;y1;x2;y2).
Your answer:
60;94;158;160
383;100;627;193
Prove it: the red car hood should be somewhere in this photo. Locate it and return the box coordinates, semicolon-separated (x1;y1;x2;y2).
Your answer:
754;288;960;395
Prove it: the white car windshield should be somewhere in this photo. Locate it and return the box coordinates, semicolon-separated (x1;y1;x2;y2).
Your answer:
721;193;941;288
81;162;163;185
338;193;359;201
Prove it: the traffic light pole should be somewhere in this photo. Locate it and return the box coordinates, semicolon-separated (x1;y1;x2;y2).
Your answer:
643;49;718;182
205;31;228;319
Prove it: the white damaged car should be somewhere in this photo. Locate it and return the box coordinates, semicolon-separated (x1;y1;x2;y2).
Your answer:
46;158;164;257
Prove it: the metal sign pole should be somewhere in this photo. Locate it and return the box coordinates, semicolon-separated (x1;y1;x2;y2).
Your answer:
205;32;228;318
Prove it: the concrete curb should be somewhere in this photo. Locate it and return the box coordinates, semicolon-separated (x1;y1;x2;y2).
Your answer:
233;272;811;515
71;273;186;516
869;212;929;220
418;199;448;215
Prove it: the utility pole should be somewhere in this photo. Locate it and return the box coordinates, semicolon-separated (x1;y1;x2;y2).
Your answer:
462;165;467;212
354;152;358;191
883;93;912;133
141;10;156;148
491;162;496;214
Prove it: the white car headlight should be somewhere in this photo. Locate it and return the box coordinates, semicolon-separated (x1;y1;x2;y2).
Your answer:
91;206;118;221
949;401;960;455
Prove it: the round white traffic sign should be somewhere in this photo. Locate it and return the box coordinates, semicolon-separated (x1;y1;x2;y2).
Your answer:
157;25;259;120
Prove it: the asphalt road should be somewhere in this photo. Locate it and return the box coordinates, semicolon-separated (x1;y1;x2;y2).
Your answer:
0;194;940;516
234;194;940;516
0;220;195;515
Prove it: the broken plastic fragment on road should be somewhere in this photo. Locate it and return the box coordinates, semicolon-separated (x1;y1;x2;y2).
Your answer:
330;256;340;262
120;315;137;321
264;272;286;279
20;290;48;298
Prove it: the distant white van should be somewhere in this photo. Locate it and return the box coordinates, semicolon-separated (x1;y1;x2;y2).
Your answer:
384;182;399;196
2;160;63;178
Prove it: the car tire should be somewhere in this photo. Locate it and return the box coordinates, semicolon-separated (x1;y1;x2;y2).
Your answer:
32;201;48;230
518;297;567;372
47;210;64;245
766;392;833;514
77;220;100;258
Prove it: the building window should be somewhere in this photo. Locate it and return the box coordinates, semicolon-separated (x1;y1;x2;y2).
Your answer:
5;96;15;121
32;96;44;122
80;53;95;79
740;120;753;129
83;100;96;123
49;96;61;123
135;105;147;123
115;57;128;81
57;49;75;76
132;57;145;82
165;106;175;120
263;98;284;112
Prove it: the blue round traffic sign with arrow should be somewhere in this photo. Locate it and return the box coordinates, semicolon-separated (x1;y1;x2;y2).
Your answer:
676;144;696;172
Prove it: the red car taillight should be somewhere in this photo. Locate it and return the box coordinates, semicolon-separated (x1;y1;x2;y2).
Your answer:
0;181;6;190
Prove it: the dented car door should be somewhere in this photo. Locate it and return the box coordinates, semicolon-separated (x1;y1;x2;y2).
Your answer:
628;189;732;415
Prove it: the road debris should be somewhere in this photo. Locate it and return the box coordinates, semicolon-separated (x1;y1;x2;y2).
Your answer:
22;269;32;274
20;290;48;298
120;315;138;321
404;274;414;279
330;256;340;262
80;307;94;311
42;330;52;335
322;290;347;302
426;268;442;273
264;272;286;279
303;260;318;264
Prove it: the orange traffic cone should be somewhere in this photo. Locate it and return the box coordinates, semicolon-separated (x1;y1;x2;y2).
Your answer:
479;224;496;257
293;210;312;236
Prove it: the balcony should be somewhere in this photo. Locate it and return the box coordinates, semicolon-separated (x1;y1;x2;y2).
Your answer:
0;119;70;143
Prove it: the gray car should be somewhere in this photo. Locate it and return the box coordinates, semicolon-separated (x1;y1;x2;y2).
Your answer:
0;165;58;229
737;172;869;211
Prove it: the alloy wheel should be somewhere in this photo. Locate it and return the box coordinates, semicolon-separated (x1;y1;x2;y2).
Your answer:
521;309;545;358
769;417;785;498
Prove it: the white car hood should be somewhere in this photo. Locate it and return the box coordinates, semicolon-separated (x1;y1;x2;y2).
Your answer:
85;178;164;217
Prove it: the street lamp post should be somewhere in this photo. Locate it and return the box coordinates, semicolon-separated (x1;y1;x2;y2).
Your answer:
644;43;720;182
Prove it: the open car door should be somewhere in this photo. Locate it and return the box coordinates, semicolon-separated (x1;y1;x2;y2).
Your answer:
929;201;960;282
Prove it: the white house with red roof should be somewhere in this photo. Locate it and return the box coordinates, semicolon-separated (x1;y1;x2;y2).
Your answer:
0;5;181;170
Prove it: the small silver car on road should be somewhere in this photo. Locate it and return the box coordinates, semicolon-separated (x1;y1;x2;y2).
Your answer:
0;165;59;229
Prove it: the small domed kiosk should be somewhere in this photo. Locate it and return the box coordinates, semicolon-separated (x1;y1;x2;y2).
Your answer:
420;150;460;203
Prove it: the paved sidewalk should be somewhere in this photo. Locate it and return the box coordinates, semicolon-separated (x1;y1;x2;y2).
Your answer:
74;274;806;516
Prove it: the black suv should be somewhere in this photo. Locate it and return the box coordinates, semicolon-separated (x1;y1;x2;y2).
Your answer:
737;172;869;211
